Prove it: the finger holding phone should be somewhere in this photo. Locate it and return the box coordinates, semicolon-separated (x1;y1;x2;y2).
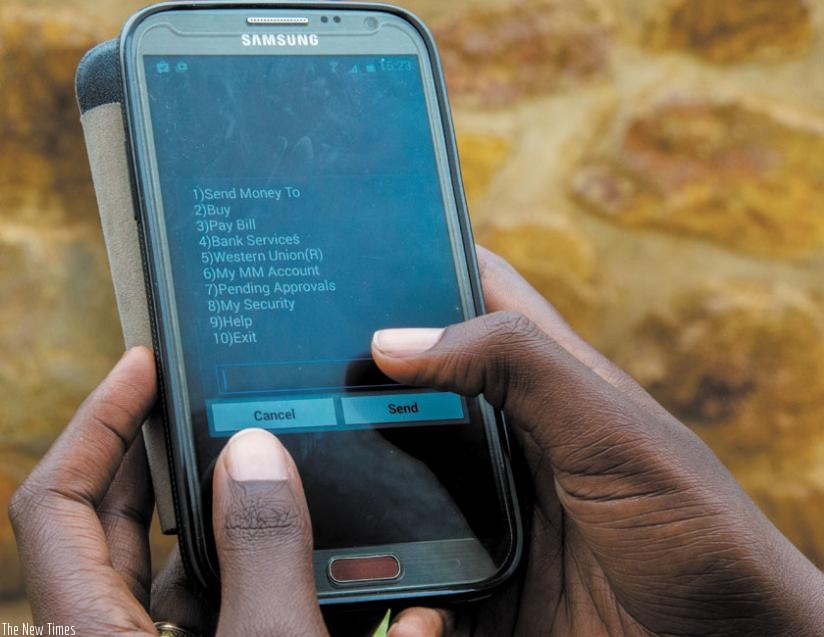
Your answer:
378;248;824;636
8;348;328;636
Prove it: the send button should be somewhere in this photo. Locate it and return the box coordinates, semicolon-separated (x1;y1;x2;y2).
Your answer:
341;392;465;425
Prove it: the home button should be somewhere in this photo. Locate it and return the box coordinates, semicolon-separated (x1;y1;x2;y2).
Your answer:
328;554;402;584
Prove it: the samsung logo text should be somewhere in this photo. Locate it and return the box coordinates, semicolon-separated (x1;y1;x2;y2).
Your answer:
241;33;320;47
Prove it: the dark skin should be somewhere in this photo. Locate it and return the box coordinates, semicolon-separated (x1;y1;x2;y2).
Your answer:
8;348;327;636
9;248;824;636
385;249;824;636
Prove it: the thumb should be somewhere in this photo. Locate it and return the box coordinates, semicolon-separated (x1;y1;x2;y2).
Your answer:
213;428;328;637
371;312;710;482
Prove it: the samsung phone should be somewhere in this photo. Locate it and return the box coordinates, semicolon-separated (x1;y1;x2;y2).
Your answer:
120;1;520;603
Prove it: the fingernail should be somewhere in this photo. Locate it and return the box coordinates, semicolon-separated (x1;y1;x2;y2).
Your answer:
373;328;444;356
225;428;290;482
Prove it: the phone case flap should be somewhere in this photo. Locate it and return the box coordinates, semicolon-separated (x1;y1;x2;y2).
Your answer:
79;86;177;534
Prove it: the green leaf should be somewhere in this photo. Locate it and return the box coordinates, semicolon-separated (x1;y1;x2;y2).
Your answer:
372;608;392;637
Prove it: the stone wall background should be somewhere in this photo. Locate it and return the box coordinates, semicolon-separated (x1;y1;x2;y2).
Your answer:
1;0;823;616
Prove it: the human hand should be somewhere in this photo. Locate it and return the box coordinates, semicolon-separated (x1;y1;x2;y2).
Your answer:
374;248;824;636
9;347;329;636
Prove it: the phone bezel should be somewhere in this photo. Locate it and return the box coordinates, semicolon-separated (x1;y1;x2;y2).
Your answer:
120;1;522;604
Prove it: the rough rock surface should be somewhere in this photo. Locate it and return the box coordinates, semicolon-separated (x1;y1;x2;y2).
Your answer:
478;217;597;336
434;0;613;105
615;284;824;460
0;6;103;218
456;132;511;209
571;98;824;260
647;0;813;63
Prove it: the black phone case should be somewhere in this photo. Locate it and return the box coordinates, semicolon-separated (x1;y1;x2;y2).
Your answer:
76;38;178;535
79;1;521;603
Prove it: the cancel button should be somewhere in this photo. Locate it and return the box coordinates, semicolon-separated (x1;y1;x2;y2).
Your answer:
341;392;465;425
254;408;296;421
210;397;336;433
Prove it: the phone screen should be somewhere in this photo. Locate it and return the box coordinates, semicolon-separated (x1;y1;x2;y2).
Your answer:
144;53;469;439
131;10;516;593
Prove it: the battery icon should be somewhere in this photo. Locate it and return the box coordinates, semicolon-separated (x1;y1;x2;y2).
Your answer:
365;64;376;73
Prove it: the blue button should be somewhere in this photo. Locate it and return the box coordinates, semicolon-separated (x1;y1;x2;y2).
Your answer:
341;392;465;425
210;397;337;433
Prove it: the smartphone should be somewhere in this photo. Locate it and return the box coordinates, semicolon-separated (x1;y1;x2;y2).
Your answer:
119;1;520;603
